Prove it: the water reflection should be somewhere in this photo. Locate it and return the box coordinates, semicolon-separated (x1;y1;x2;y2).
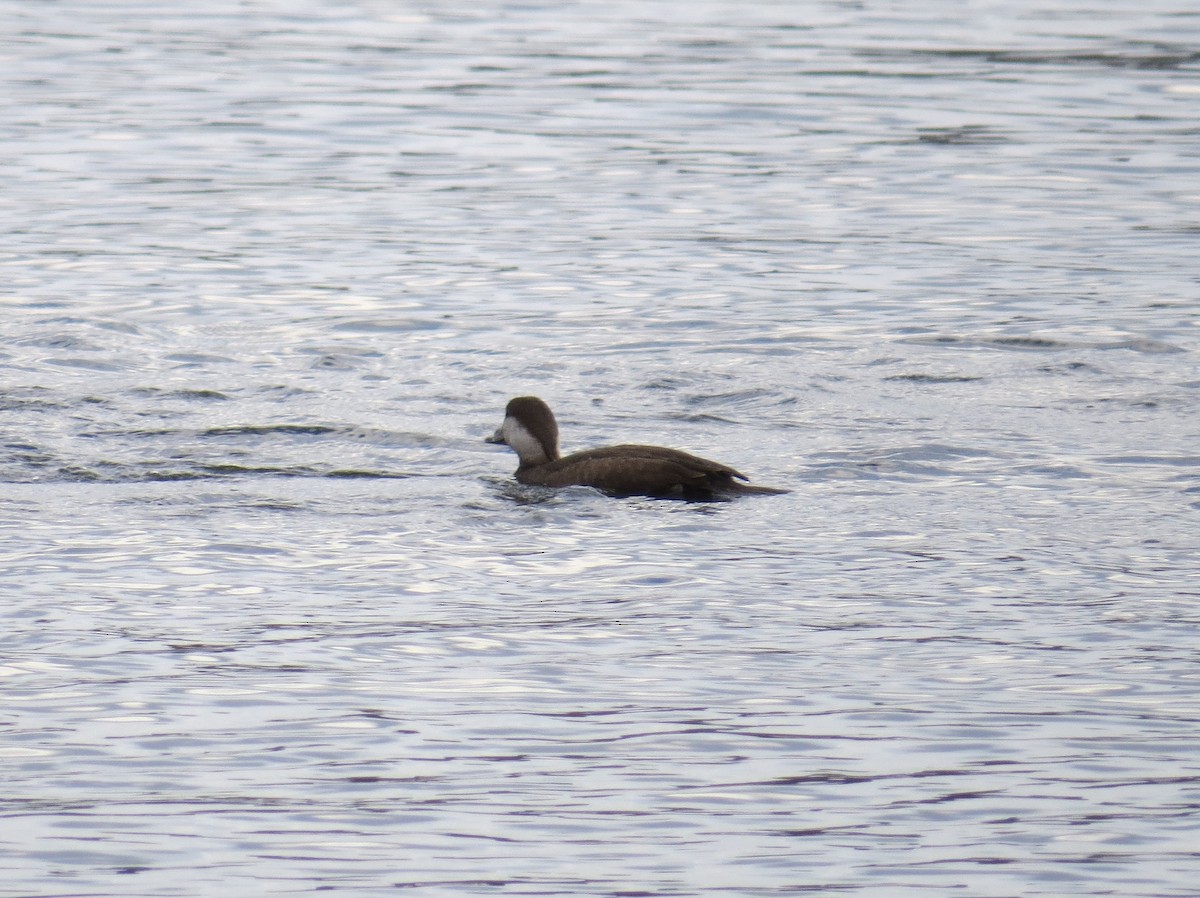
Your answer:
3;0;1199;895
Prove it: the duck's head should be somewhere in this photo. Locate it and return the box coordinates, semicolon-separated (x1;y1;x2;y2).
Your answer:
486;396;561;467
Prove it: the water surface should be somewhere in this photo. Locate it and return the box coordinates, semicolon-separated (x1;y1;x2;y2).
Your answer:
2;1;1199;895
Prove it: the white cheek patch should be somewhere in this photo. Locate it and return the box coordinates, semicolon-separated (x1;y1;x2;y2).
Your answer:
503;418;548;463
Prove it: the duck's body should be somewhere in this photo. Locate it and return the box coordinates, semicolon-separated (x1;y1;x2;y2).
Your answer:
486;396;788;500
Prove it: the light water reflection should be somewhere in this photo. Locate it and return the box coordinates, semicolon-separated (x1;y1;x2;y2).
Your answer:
3;0;1199;895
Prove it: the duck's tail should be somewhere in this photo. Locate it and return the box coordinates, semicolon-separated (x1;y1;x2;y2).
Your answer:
726;480;790;496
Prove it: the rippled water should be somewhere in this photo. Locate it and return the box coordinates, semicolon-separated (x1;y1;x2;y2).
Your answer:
3;1;1199;895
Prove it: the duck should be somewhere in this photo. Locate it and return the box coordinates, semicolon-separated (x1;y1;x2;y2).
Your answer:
485;396;788;500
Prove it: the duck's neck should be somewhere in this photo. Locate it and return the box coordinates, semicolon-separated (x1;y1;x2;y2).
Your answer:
508;419;558;466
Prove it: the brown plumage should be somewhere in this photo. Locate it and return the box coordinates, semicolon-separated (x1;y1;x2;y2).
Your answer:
486;396;788;500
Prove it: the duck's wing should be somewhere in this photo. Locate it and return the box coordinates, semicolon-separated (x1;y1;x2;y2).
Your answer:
563;445;749;480
525;445;749;497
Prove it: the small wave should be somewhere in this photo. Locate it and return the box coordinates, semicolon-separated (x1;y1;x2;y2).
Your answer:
130;387;231;401
899;334;1185;354
872;46;1200;71
0;389;66;412
913;125;1008;145
1098;338;1185;354
3;459;411;485
883;373;983;383
201;424;340;438
988;336;1070;350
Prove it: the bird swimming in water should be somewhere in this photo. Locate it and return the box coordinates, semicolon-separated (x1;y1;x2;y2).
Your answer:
486;396;788;500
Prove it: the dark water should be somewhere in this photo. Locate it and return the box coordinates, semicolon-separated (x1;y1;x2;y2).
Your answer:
3;1;1199;895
